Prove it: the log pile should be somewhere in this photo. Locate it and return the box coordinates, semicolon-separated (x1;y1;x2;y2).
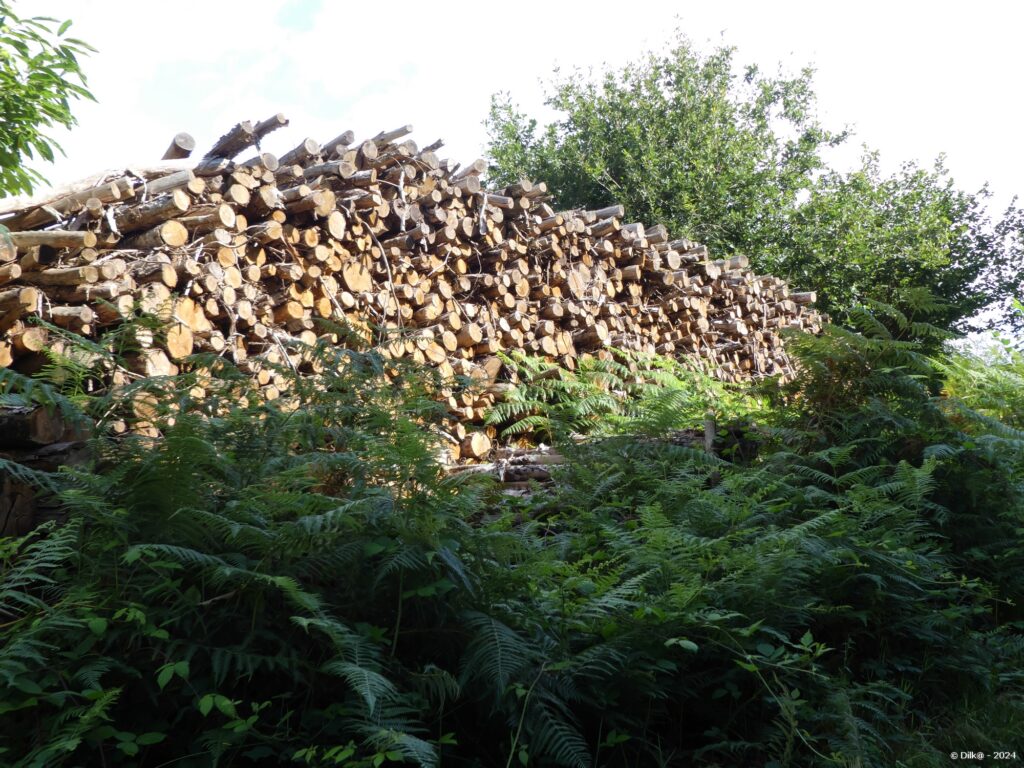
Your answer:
0;405;88;535
449;446;566;496
448;420;731;496
0;115;821;461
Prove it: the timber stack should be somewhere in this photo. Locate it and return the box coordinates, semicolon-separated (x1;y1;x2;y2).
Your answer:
0;114;821;463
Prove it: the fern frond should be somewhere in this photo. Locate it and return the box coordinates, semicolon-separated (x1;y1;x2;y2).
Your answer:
323;660;397;716
460;612;535;690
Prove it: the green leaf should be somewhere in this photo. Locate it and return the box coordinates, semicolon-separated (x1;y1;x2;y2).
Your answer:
87;617;107;636
156;665;174;691
122;547;141;564
665;637;699;652
601;730;630;748
136;732;165;746
0;697;39;714
214;695;236;718
363;541;387;557
13;678;43;695
324;744;356;761
198;694;214;717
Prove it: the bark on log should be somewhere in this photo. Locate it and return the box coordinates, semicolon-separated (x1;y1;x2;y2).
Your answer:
0;115;823;459
7;230;97;250
0;406;66;448
162;132;197;160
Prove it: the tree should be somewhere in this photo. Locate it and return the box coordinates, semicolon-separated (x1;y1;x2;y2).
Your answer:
993;217;1024;337
487;38;843;260
486;33;1020;332
770;153;1021;332
0;1;94;196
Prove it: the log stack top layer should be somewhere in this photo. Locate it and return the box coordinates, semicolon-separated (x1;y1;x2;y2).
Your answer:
0;115;822;455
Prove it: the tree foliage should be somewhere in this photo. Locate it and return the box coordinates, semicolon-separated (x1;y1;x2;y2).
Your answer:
486;33;1022;332
487;38;839;262
776;155;1023;333
0;1;94;196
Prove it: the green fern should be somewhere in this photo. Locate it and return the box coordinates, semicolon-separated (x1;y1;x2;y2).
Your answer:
0;306;1021;766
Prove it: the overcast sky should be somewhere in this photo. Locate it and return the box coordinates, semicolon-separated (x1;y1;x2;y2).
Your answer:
19;0;1024;216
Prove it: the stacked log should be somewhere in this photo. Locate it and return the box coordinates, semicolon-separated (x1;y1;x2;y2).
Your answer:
0;115;822;459
447;423;730;495
0;405;88;535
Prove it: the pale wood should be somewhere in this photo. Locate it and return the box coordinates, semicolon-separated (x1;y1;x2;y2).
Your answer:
0;286;40;315
303;159;357;180
112;190;191;233
7;230;97;250
0;231;14;264
254;113;289;140
26;265;100;286
355;140;379;167
162;132;196;160
204;120;256;159
165;323;194;359
123;220;189;249
451;158;486;181
47;304;95;328
0;117;821;445
131;259;178;288
322;129;355;157
456;323;483;348
460;431;491;460
93;294;135;324
340;261;372;293
147;169;199;197
177;204;236;234
279;138;321;167
127;348;177;377
0;263;21;286
1;177;135;229
372;125;414;146
9;324;48;353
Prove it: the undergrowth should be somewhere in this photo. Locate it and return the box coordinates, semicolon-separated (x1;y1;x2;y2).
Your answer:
0;305;1021;767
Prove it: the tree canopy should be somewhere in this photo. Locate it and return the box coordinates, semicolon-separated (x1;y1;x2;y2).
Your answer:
486;34;1023;333
0;1;94;196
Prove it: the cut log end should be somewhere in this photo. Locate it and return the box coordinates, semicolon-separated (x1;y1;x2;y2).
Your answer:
460;432;492;460
162;132;197;160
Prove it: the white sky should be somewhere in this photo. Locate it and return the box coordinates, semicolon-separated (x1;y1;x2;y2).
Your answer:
16;0;1024;217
